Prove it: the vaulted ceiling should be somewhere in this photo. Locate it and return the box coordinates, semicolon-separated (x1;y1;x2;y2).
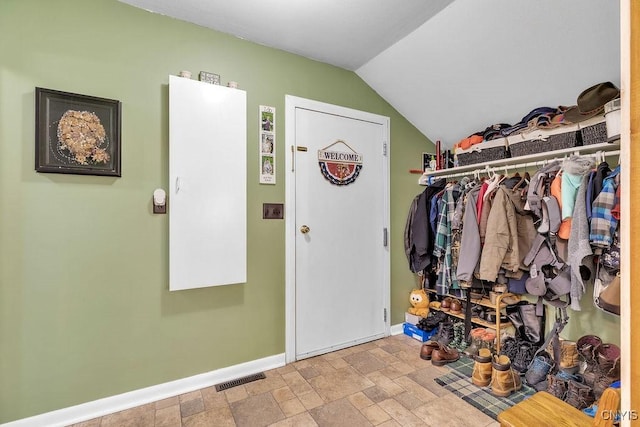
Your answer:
119;0;621;148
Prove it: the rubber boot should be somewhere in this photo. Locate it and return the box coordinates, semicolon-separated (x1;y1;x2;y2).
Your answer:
490;355;522;397
472;348;493;387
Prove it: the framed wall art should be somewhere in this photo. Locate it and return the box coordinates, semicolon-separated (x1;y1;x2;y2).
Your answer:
35;87;122;176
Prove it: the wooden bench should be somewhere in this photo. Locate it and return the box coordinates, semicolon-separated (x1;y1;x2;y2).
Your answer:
498;390;619;427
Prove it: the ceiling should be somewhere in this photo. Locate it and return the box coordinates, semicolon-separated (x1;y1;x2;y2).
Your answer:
118;0;454;70
119;0;621;148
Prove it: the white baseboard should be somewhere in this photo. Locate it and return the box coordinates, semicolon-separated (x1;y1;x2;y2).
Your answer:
390;323;404;335
2;353;286;427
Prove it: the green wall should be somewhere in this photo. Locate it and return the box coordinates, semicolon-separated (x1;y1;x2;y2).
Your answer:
0;0;429;422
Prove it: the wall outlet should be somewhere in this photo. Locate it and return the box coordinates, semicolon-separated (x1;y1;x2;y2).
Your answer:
263;203;284;219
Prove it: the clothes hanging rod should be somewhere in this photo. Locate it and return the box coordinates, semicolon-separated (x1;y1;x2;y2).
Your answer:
418;146;620;185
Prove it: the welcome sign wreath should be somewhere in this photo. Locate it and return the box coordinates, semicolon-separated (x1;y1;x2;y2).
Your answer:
317;140;363;186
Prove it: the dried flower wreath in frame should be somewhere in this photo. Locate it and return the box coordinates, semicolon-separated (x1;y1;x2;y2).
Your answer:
35;87;121;176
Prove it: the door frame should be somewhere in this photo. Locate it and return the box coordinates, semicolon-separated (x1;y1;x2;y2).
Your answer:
284;95;390;363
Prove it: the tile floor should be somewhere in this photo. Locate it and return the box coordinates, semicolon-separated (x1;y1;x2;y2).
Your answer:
71;334;500;427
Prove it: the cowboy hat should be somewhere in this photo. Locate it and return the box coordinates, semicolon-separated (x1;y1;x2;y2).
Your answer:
564;82;620;124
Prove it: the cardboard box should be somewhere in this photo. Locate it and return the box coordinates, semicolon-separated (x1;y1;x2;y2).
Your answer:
404;312;422;325
403;322;437;342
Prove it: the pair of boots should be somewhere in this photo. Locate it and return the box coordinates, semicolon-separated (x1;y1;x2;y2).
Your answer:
471;349;522;397
547;373;595;410
582;343;620;399
420;320;454;360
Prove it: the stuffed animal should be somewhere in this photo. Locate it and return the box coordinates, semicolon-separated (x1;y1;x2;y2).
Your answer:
408;288;430;317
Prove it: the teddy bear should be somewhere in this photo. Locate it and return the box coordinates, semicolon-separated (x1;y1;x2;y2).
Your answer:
408;288;430;317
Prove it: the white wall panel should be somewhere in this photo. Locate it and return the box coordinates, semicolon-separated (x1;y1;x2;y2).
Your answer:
169;75;246;290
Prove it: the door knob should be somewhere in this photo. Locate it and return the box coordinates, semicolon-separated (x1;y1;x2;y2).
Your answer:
300;225;310;234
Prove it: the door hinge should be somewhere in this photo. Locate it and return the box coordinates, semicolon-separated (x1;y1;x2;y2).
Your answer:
383;228;388;247
382;142;388;156
383;308;387;322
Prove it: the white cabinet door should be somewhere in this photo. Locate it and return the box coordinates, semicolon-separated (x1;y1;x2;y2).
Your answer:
169;75;247;290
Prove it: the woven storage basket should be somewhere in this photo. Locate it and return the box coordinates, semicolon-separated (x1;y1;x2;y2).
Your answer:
455;138;508;166
509;131;578;157
507;122;582;158
580;121;608;145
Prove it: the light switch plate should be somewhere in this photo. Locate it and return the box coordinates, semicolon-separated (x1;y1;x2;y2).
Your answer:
263;203;284;219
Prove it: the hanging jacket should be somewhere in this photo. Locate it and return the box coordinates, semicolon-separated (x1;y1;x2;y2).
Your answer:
590;166;620;248
568;173;595;311
479;185;537;281
456;185;482;285
404;178;447;273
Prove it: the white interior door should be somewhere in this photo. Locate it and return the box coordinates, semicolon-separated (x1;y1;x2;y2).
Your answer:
286;96;390;360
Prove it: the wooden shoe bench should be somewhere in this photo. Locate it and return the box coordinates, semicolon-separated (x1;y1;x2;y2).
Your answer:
498;389;619;427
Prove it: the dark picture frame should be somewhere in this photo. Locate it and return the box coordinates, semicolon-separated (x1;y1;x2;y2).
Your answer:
35;87;121;176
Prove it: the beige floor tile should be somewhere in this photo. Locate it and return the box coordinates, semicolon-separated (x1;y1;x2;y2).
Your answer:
392;376;438;403
100;403;155;426
326;357;349;369
360;404;392;425
180;396;205;418
272;385;297;403
182;406;236;427
70;419;101;427
297;366;321;380
179;390;202;403
156;396;180;410
343;351;387;375
364;371;406;396
86;335;515;427
229;392;286;427
297;390;325;410
347;391;374;410
279;397;306;417
245;375;287;396
307;367;375;402
201;386;229;409
268;411;319;427
225;385;249;403
309;398;373;427
377;398;426;426
155;404;181;427
367;347;401;364
411;398;467;427
282;371;314;395
362;384;393;403
276;364;296;375
393;391;424;410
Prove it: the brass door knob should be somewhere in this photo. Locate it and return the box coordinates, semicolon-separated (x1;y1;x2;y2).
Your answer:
300;225;310;234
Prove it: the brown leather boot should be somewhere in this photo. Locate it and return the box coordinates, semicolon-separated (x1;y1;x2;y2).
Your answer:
564;380;595;410
471;348;493;387
420;340;439;360
490;355;522;397
431;344;460;366
546;374;567;400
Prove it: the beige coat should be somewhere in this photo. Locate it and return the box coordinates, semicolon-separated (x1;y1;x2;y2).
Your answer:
479;186;537;281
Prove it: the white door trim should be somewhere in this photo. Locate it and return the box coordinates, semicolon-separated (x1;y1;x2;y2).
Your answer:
284;95;390;363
